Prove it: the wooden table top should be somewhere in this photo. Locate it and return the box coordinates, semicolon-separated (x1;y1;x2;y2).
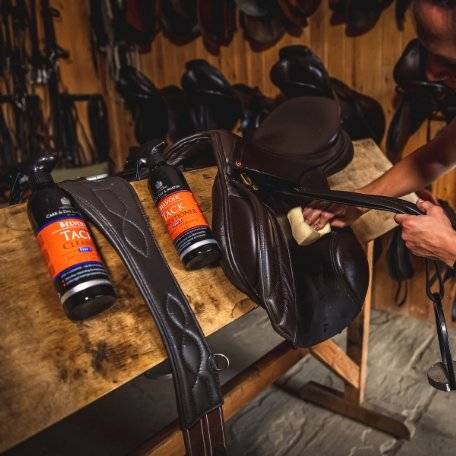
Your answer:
0;166;255;452
0;139;410;452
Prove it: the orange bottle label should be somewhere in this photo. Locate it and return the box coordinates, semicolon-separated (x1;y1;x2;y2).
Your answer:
157;190;208;241
37;217;102;278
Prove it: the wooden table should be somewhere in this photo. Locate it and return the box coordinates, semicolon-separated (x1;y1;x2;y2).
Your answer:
0;140;413;453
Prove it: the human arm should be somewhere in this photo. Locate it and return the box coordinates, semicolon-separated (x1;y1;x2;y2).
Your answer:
303;119;456;229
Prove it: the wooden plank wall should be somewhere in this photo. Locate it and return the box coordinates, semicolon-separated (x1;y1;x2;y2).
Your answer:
52;1;456;324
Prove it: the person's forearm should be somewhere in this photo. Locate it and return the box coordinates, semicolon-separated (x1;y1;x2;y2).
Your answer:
359;143;454;197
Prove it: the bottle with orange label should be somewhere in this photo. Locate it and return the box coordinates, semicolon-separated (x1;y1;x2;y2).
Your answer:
27;155;116;320
147;143;220;270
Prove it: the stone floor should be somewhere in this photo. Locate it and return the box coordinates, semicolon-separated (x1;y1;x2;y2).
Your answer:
6;308;456;456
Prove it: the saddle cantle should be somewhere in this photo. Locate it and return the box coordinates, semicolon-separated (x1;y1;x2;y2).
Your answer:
271;45;386;144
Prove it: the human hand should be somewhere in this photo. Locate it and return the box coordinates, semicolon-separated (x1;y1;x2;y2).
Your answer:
302;200;366;230
394;200;456;266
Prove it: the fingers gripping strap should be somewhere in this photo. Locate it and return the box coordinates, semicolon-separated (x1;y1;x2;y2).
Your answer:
59;178;223;430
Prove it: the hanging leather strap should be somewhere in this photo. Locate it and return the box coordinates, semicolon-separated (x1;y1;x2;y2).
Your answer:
59;177;227;455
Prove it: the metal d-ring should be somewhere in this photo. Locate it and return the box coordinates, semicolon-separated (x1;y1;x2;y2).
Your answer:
210;353;230;372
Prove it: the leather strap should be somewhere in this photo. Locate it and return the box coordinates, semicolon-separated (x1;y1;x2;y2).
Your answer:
59;177;227;455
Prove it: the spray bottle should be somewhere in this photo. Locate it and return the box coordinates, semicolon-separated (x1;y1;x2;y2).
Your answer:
27;154;116;320
146;142;220;270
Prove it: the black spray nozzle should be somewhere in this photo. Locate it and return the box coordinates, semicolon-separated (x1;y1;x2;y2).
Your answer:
121;140;167;181
30;153;57;175
146;140;167;167
134;140;167;179
28;153;57;189
8;153;57;204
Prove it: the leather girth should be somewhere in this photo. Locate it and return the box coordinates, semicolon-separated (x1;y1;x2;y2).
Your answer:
59;177;227;456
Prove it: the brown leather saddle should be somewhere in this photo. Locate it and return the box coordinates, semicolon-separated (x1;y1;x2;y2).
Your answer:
165;97;368;347
165;97;456;391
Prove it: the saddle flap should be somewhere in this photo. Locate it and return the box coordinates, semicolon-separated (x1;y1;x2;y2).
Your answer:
292;229;369;346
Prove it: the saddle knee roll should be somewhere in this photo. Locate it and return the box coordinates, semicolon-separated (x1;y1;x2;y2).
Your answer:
287;206;331;246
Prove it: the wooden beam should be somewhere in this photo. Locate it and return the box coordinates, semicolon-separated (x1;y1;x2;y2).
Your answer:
307;340;360;389
134;343;308;456
345;241;374;404
300;382;411;440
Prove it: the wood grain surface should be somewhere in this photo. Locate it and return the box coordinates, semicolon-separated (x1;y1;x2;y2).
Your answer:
0;168;254;453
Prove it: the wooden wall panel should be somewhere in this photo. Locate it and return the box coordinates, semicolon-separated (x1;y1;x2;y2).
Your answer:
52;2;454;324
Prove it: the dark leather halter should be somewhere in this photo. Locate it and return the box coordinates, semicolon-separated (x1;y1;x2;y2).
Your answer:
165;97;456;392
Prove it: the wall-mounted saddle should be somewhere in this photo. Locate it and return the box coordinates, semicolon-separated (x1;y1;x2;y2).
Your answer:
329;0;393;36
198;0;237;54
181;60;242;133
387;39;456;163
237;0;321;51
116;64;169;144
160;0;199;46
